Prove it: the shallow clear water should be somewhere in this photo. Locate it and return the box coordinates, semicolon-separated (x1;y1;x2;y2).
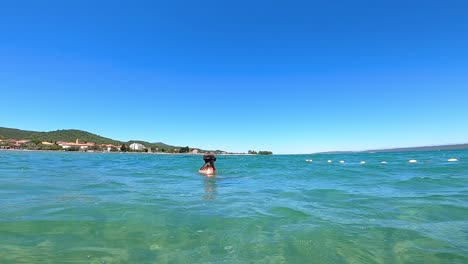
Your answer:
1;150;467;263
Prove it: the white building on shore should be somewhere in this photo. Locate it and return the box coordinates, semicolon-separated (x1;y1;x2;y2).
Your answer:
129;143;146;151
57;139;95;150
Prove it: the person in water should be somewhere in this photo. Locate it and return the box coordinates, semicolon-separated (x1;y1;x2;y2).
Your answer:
199;154;216;176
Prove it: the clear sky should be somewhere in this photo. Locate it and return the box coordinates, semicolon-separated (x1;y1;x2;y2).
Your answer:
1;0;467;154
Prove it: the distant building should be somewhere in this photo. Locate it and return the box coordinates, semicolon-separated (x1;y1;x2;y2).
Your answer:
100;144;119;152
0;139;9;149
57;139;95;150
192;149;199;154
129;143;146;151
0;139;31;149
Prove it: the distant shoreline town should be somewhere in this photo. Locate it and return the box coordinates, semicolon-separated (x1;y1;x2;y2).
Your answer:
0;138;270;155
2;126;466;155
0;127;273;155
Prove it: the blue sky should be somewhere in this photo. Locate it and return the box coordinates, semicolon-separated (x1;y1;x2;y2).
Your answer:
1;0;467;154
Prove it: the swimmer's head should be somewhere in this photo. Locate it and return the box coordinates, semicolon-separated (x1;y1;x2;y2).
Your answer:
203;154;217;164
199;153;216;176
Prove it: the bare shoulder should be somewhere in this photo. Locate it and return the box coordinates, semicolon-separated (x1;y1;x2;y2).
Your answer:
199;167;215;176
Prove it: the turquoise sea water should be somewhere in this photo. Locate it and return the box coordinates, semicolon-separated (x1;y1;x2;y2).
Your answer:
1;150;467;264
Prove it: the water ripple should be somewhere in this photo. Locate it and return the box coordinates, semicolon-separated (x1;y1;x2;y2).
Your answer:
1;150;467;263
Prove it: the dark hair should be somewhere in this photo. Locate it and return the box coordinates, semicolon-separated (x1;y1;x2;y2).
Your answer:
203;154;216;163
201;154;216;171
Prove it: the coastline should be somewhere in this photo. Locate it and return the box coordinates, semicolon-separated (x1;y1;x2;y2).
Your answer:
0;149;257;156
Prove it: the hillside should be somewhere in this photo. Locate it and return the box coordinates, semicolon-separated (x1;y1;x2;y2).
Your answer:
365;144;468;153
317;143;468;154
0;127;39;140
126;140;180;151
0;127;122;145
0;127;198;152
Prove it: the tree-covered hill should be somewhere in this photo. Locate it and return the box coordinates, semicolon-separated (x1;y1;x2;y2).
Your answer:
0;127;38;140
0;127;231;153
126;140;181;152
0;127;192;152
0;127;122;144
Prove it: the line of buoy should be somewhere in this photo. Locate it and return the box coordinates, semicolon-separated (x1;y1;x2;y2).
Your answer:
306;159;459;164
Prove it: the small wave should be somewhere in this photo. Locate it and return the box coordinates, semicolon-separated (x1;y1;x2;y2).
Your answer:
394;176;461;188
270;206;310;219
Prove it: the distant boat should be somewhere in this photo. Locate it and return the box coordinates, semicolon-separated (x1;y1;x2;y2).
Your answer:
360;161;366;164
381;161;387;164
409;159;417;163
448;158;458;162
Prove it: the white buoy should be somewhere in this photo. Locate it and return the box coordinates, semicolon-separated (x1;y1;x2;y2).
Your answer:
328;160;332;163
360;161;366;164
409;159;417;163
340;160;345;164
448;158;458;162
381;161;387;164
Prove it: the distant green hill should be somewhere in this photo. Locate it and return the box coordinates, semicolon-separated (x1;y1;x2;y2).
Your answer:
0;127;122;145
317;144;468;154
365;144;468;153
0;127;38;140
0;127;199;152
126;140;180;151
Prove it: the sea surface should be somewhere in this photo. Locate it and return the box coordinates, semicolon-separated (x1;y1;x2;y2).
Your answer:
1;150;467;264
